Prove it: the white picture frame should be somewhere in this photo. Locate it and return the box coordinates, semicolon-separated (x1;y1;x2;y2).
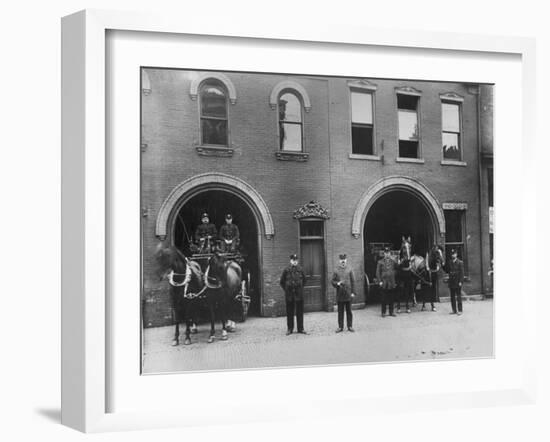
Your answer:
61;9;537;433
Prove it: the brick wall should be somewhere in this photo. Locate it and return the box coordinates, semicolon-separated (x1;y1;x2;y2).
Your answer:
141;69;491;327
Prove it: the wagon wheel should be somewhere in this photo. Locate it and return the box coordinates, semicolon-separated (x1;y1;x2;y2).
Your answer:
364;274;371;303
239;271;251;322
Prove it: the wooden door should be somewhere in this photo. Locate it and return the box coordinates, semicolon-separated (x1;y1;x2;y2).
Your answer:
300;239;325;311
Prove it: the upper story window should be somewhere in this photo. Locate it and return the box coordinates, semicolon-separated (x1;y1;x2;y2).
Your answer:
278;92;303;152
351;90;374;155
199;81;229;146
397;90;421;159
440;93;464;162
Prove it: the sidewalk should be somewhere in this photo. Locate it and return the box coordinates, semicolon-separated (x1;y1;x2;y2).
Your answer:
142;298;493;374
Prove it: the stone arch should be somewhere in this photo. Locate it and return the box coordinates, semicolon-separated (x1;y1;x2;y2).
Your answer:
189;72;237;104
351;176;445;241
156;173;274;240
269;80;311;112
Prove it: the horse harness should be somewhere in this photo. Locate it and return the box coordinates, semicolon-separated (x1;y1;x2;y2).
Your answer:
167;262;232;299
167;268;208;300
400;257;433;286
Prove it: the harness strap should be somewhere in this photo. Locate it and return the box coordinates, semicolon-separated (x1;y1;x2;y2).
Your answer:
409;268;432;285
183;285;208;299
167;270;189;287
204;265;223;289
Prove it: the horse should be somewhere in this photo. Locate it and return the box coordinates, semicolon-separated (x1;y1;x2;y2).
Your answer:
421;244;445;311
203;251;242;343
396;236;432;312
155;245;204;346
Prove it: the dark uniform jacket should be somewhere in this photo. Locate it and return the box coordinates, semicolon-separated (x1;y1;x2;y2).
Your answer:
194;223;218;242
280;265;307;301
444;258;464;289
331;265;355;302
219;223;240;242
376;257;398;290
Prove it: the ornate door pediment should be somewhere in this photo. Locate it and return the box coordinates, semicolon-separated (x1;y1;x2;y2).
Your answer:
293;201;330;220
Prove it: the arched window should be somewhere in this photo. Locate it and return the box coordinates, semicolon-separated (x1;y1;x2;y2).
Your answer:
278;92;303;151
199;81;228;146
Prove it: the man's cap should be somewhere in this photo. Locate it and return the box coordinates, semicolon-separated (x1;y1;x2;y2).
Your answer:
451;248;457;254
383;247;390;252
290;253;298;260
201;212;209;218
339;253;347;260
225;213;232;220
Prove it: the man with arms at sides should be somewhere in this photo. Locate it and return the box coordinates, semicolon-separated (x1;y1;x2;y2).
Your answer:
445;248;465;315
331;254;356;333
280;254;308;335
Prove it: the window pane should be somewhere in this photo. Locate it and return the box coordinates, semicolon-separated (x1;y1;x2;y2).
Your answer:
397;94;418;110
279;93;301;123
280;122;302;151
201;118;227;145
399;140;418;158
200;85;227;118
300;221;324;237
442;103;460;132
444;210;463;243
442;132;461;160
398;110;419;140
351;125;373;155
351;92;373;124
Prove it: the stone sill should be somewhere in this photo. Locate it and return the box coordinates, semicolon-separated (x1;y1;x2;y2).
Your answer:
349;153;381;161
274;151;310;162
196;145;234;157
396;157;425;164
441;160;467;167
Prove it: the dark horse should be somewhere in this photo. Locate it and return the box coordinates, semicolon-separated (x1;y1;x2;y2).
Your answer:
204;251;242;343
421;244;445;311
396;236;433;312
155;245;204;346
396;236;416;313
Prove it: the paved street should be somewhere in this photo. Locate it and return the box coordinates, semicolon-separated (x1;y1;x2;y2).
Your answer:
142;298;493;374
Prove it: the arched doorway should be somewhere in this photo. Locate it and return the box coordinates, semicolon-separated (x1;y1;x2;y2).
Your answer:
353;177;445;304
170;189;261;317
363;190;435;285
156;173;275;317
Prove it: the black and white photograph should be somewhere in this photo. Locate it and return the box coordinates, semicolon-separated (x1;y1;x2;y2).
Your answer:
140;68;494;374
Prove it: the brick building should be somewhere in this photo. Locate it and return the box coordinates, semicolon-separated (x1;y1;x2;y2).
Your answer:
141;68;493;327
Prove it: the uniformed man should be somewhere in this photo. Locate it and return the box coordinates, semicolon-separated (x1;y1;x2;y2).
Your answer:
444;248;465;315
194;213;217;253
219;213;240;253
280;254;307;335
331;254;356;332
376;247;398;317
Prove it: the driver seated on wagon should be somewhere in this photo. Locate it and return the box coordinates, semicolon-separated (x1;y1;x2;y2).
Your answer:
219;213;240;253
194;212;218;253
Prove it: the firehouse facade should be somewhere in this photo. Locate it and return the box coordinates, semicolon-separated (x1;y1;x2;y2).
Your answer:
141;68;493;327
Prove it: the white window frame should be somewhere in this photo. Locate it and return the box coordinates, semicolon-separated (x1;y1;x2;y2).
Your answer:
396;86;423;161
348;79;379;160
440;92;466;166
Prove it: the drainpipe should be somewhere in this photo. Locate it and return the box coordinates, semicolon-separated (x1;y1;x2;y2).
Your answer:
476;85;485;295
